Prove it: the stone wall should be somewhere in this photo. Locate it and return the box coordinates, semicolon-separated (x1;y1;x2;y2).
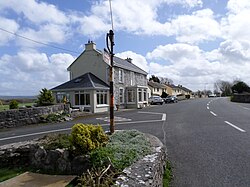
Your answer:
231;94;250;103
0;134;167;186
0;104;69;129
115;134;167;187
0;140;90;175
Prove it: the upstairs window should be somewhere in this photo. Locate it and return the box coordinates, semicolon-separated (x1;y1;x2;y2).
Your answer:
118;69;124;83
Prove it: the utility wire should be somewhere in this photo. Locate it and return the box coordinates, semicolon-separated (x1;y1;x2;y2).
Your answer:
0;27;80;54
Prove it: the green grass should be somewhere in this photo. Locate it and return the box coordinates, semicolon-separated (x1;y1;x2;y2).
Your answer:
163;161;173;187
0;168;26;182
0;103;35;112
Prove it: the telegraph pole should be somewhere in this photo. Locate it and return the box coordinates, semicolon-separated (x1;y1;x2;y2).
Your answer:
106;30;115;134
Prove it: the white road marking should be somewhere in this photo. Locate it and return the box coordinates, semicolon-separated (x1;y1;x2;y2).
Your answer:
241;106;250;111
207;103;209;106
0;119;165;142
138;111;166;121
0;128;72;141
138;111;164;115
207;106;210;110
210;111;217;116
162;113;166;121
224;121;246;132
96;116;131;122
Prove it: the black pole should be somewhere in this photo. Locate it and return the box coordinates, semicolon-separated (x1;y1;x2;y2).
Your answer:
106;30;115;134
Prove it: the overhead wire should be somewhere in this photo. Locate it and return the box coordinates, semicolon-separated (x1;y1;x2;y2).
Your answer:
0;27;80;54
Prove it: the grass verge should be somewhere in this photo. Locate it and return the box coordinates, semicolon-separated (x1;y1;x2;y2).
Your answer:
163;161;173;187
0;168;26;182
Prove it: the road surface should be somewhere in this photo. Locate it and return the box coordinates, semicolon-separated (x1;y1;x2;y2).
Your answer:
0;97;249;186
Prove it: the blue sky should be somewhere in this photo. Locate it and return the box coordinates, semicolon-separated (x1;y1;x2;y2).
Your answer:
1;0;250;95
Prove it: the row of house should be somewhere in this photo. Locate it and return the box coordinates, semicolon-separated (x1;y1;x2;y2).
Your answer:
148;81;192;99
51;41;192;113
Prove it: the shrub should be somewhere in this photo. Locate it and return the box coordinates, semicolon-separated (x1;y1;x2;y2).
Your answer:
9;100;19;109
36;88;55;106
69;124;109;154
90;130;151;171
40;134;72;150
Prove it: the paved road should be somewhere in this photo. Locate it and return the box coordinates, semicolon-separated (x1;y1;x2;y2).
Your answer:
165;97;250;187
0;97;249;186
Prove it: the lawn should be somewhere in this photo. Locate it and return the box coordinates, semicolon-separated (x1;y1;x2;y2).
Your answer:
0;103;35;112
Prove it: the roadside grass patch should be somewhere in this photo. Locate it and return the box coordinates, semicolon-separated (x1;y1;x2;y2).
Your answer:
163;161;173;187
0;167;26;182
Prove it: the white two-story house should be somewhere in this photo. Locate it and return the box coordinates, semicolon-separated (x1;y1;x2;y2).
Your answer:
51;41;148;113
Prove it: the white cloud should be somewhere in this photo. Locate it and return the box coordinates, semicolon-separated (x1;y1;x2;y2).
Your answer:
170;9;221;44
163;0;203;8
116;51;149;72
0;52;75;95
0;0;68;24
0;17;19;45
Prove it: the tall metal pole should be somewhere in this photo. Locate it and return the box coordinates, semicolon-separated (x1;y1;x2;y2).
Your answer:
106;30;115;134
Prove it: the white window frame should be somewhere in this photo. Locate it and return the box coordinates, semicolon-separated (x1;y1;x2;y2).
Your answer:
75;91;90;106
138;88;143;102
143;89;147;102
130;72;135;86
96;90;108;105
127;89;135;103
118;69;124;83
119;88;124;104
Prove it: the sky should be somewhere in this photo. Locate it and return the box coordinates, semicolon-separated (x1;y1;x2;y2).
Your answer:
1;0;250;96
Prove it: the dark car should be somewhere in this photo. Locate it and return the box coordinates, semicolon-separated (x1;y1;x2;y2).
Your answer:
164;96;178;103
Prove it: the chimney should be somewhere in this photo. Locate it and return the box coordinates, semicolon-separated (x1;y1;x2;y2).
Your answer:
85;40;96;51
126;57;132;63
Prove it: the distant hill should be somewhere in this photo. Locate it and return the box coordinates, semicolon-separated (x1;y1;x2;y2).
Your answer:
0;96;37;100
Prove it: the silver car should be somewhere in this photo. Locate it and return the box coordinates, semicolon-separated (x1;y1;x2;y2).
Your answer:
148;96;164;105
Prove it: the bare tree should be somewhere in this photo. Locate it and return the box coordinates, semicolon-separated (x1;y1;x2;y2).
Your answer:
159;76;173;85
214;80;232;96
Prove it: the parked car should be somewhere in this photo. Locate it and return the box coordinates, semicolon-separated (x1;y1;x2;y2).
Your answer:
164;96;178;103
148;96;164;105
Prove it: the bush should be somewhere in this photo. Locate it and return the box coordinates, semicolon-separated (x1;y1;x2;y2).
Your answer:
9;100;19;109
69;124;109;154
36;88;55;106
90;130;151;171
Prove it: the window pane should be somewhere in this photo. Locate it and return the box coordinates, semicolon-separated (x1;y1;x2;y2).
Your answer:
75;94;79;105
86;94;90;105
80;94;85;105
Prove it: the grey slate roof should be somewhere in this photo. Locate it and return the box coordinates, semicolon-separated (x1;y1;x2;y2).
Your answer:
114;56;147;75
148;81;166;88
51;72;109;91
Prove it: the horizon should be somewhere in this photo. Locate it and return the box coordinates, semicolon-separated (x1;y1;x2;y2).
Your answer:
1;0;250;95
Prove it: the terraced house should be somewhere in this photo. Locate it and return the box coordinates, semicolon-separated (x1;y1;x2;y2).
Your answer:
51;41;148;113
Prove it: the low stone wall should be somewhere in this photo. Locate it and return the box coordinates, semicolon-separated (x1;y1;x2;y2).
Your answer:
0;134;167;186
0;140;90;175
231;94;250;103
115;134;167;187
0;104;69;129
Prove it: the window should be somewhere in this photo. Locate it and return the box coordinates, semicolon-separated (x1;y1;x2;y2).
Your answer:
119;88;124;104
127;89;135;103
143;89;147;101
130;72;135;86
75;91;90;105
138;89;142;102
97;90;108;105
157;88;159;92
118;69;124;83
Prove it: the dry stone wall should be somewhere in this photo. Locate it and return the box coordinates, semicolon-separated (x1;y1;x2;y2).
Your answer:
0;104;69;129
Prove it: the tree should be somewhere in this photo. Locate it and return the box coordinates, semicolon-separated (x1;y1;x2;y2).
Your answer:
214;80;232;96
231;81;250;93
159;76;173;85
9;100;19;109
37;88;55;106
149;75;160;83
161;91;168;98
